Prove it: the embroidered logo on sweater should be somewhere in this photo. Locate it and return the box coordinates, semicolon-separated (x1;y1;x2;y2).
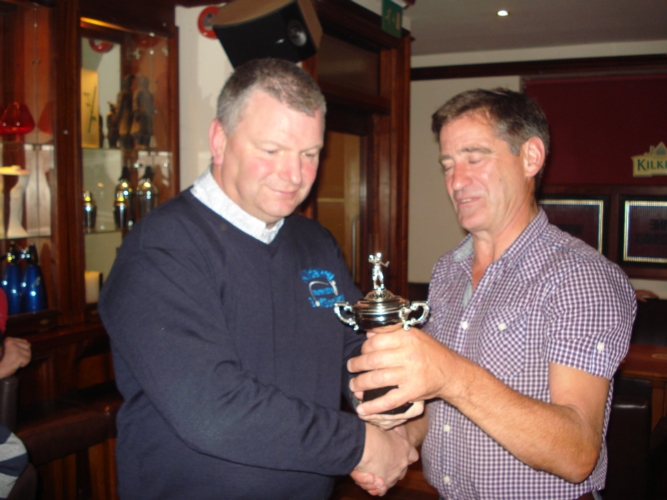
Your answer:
301;269;345;308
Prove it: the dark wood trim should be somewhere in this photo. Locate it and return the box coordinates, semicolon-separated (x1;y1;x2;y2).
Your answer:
411;54;667;81
298;0;412;295
407;282;429;301
314;0;406;51
319;80;391;115
326;106;373;137
80;24;126;44
80;0;176;37
168;31;180;194
53;0;84;325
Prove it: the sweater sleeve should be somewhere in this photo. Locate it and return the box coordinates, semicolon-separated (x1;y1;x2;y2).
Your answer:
99;215;365;477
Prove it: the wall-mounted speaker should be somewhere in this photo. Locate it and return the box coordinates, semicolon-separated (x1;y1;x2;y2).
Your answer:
212;0;322;68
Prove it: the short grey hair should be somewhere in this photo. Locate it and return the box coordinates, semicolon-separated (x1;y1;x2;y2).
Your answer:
431;88;550;157
216;58;326;135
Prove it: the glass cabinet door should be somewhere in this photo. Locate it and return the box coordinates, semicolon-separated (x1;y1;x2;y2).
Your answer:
80;21;175;306
0;1;56;318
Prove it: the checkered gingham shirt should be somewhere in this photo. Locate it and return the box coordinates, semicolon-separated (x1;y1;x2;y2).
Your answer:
422;210;636;500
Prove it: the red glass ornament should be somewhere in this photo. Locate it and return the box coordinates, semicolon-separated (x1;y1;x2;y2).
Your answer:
0;102;35;136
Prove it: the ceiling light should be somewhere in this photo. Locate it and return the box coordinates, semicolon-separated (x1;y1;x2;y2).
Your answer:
497;9;509;17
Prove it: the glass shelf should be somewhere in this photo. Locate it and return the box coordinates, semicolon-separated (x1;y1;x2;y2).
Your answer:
80;18;175;315
0;141;53;148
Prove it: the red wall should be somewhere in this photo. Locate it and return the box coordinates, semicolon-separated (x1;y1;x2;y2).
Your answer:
524;74;667;186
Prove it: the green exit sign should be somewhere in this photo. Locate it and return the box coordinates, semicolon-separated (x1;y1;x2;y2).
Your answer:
382;0;402;38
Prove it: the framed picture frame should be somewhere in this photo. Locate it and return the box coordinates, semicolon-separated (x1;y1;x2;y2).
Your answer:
539;196;607;253
620;198;667;266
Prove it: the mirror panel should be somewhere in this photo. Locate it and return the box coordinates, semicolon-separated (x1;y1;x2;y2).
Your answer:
0;1;56;317
81;23;173;304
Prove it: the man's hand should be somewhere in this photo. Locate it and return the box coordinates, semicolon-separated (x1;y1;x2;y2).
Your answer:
635;289;659;302
0;337;31;379
348;326;454;416
357;399;424;430
351;423;418;496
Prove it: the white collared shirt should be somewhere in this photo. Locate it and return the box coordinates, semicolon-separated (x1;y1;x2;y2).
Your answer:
191;168;284;244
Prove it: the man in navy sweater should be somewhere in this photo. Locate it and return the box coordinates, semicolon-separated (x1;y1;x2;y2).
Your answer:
100;58;418;499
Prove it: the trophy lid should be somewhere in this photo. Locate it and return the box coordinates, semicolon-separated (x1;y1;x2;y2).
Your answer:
351;253;409;315
353;289;409;314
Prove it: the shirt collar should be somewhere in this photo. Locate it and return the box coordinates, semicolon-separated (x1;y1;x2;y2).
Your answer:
451;209;548;267
190;167;284;244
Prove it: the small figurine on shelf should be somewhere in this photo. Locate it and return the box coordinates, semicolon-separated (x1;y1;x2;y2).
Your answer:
131;75;155;149
136;165;158;220
20;244;47;313
107;101;120;149
1;243;21;315
116;74;135;150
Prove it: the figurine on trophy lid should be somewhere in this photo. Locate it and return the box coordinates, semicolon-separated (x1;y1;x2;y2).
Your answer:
334;253;429;414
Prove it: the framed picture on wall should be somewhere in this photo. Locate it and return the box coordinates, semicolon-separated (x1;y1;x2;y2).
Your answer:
621;198;667;266
539;196;607;253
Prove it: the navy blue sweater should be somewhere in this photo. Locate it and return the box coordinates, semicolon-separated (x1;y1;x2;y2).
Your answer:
100;190;366;499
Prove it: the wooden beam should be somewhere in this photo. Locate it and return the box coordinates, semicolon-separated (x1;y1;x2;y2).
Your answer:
412;54;667;81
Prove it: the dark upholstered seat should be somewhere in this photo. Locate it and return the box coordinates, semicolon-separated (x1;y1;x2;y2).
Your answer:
631;299;667;346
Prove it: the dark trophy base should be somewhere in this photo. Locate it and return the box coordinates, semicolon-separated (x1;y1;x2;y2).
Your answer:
363;386;413;415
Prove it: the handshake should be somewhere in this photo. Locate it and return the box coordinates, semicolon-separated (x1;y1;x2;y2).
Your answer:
346;326;427;497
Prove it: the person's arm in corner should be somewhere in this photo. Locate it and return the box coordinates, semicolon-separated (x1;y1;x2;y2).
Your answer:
636;289;659;302
0;337;31;379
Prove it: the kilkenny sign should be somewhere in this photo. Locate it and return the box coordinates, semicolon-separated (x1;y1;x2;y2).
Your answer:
632;142;667;177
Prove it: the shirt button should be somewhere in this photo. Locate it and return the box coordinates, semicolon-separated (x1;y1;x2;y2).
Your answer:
443;424;451;433
597;342;605;352
460;321;469;330
498;322;507;331
443;475;451;484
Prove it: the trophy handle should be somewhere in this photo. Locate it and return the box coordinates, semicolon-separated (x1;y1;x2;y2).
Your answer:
334;302;359;330
401;301;430;330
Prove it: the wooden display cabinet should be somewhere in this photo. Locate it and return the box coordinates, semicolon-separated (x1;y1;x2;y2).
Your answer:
0;0;179;498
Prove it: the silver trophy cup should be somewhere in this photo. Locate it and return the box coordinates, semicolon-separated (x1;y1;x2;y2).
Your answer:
334;253;429;414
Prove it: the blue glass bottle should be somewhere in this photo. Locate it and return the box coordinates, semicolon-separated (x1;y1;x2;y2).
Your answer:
20;244;47;313
1;243;22;315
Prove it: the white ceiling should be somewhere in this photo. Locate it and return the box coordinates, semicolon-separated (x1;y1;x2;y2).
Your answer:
405;0;667;56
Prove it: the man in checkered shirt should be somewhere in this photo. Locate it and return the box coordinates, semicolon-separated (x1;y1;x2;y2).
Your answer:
348;89;636;500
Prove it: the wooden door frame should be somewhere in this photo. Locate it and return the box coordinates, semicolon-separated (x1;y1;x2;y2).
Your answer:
303;0;411;296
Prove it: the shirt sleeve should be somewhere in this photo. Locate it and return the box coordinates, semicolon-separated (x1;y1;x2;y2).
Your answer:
543;259;636;379
99;226;365;477
0;423;27;500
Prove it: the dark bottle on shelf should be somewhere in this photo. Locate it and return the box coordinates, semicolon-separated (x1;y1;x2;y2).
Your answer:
136;166;158;221
20;244;47;313
83;190;97;232
1;243;22;315
114;165;134;230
